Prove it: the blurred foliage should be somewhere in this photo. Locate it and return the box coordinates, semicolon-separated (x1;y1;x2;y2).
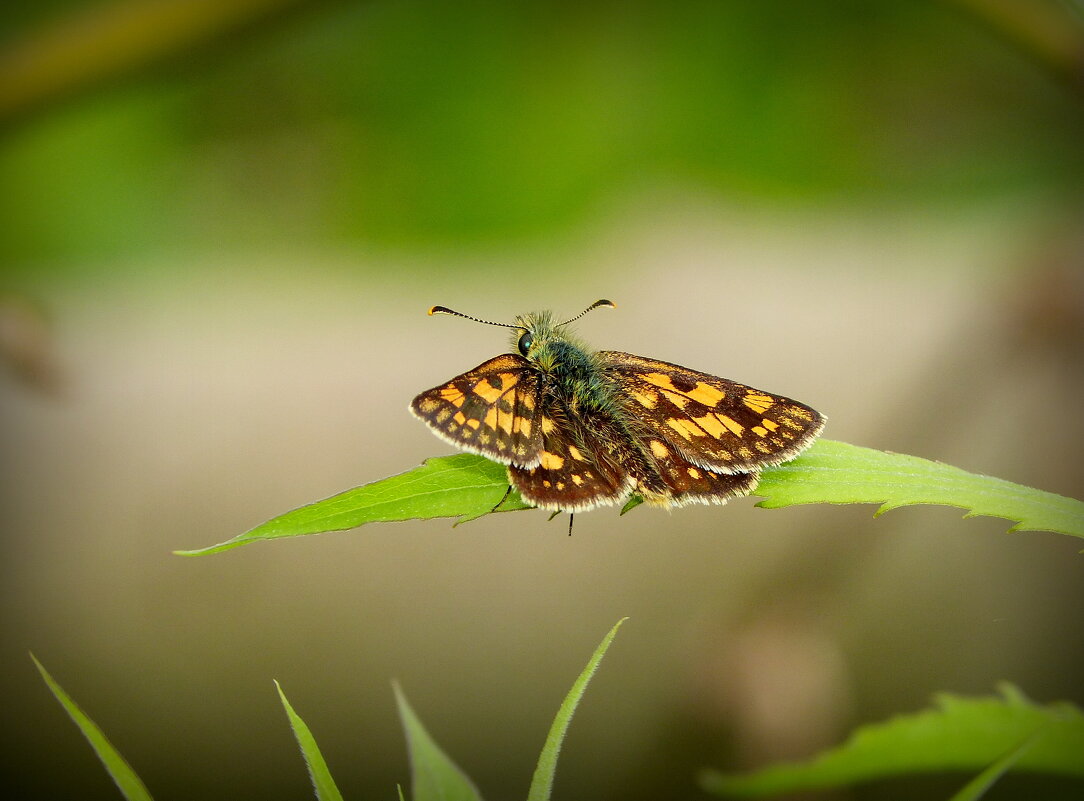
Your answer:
1;0;1082;272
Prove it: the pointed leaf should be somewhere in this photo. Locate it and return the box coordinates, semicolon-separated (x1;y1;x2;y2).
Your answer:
31;654;154;801
394;682;483;801
179;438;1084;556
754;440;1084;539
176;454;530;555
275;681;344;801
527;618;627;801
701;684;1084;797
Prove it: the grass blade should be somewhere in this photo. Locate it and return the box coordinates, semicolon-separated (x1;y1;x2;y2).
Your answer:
394;682;484;801
527;618;627;801
274;681;344;801
31;654;154;801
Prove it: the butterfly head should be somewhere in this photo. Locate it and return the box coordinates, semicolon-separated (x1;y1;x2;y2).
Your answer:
510;309;568;370
429;299;615;373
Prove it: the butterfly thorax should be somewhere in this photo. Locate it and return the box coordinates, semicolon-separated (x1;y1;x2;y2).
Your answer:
513;312;618;414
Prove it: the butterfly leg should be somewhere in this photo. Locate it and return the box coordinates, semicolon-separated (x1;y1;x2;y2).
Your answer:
490;483;514;513
545;509;574;535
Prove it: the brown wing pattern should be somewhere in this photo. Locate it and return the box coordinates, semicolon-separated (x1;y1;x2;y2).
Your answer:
507;424;633;512
636;433;761;506
600;351;825;474
409;354;544;467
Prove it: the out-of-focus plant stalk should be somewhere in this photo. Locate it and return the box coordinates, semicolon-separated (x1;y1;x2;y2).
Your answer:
0;0;311;123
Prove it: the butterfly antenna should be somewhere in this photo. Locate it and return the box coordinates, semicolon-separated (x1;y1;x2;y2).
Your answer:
428;306;518;329
559;299;616;327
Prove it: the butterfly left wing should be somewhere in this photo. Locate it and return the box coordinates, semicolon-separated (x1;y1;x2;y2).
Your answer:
410;354;544;467
599;351;825;474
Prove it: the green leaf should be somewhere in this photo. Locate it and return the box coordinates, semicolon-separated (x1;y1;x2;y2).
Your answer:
178;438;1084;555
31;654;154;801
754;439;1084;539
527;618;627;801
701;683;1084;798
176;453;530;555
948;728;1045;801
274;681;344;801
394;682;484;801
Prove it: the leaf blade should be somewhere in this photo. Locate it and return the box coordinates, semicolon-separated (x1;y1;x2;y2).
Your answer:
31;654;155;801
753;440;1084;538
275;681;345;801
394;682;484;801
527;618;627;801
176;454;529;555
700;684;1084;797
179;438;1084;556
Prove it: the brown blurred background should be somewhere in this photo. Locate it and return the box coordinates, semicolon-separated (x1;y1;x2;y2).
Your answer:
1;1;1083;799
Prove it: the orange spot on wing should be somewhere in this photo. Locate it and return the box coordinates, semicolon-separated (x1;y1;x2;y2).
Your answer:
539;451;565;470
666;417;706;440
641;372;679;392
743;392;773;414
660;389;690;409
472;380;503;404
687;382;725;406
692;414;726;438
717;415;744;437
439;386;465;407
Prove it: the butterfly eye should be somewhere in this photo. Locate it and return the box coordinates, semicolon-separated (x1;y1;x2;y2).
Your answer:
517;332;533;356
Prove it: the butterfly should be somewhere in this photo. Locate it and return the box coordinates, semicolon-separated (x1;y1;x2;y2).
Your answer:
410;300;824;522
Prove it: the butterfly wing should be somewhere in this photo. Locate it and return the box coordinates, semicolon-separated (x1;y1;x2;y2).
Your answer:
410;354;544;467
600;351;825;474
507;423;634;512
636;432;760;505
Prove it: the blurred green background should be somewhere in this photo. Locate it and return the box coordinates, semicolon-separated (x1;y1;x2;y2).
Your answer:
1;1;1083;799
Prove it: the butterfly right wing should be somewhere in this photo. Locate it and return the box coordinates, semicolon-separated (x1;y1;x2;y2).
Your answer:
599;351;825;474
410;354;544;467
635;434;761;506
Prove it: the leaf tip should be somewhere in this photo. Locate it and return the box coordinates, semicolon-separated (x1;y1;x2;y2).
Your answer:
873;502;893;518
172;542;233;557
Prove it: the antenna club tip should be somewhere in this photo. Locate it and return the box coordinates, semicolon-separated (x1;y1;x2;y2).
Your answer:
427;305;448;316
597;299;616;309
